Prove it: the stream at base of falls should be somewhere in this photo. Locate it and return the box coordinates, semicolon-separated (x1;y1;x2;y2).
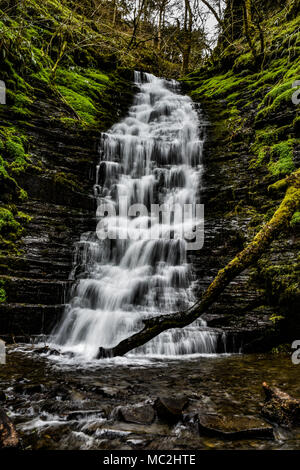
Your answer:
1;347;300;450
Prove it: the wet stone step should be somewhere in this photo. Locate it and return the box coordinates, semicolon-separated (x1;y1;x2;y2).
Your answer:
0;257;71;280
0;276;71;305
0;303;64;337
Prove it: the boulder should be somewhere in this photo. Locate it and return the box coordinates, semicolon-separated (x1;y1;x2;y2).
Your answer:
197;413;274;439
154;396;188;423
261;382;300;427
118;404;155;425
0;407;19;448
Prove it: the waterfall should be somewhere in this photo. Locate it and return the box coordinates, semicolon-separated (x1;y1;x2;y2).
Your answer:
51;72;219;360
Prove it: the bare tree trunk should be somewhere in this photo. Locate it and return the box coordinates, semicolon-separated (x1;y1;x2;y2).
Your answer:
112;0;118;26
128;0;146;50
243;0;258;64
97;170;300;358
182;0;193;74
200;0;224;27
157;4;163;51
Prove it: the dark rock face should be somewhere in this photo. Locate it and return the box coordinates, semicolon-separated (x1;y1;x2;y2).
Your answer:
154;396;188;423
261;382;300;427
0;75;297;353
0;80;133;340
0;407;19;448
187;104;299;352
197;413;274;439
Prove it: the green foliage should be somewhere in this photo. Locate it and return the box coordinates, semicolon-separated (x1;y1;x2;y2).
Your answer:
233;52;254;72
54;172;82;192
0;207;23;243
269;314;285;324
257;254;300;307
263;80;295;105
56;68;109;97
0;155;12;181
0;0;136;259
57;85;97;125
0;279;6;303
11;93;33;117
0;129;30;175
6;139;25;161
183;3;300;335
271;343;290;355
290;211;300;227
268;140;295;176
190;72;253;101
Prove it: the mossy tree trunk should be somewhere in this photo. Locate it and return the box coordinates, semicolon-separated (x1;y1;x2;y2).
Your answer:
97;170;300;358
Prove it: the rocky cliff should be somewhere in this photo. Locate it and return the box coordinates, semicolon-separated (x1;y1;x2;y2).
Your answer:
0;0;299;353
0;1;134;340
184;0;299;351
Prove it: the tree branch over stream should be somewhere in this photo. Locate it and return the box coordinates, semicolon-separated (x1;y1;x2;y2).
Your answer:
97;170;300;358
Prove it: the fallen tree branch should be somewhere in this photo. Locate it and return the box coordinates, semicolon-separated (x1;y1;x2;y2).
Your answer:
98;170;300;358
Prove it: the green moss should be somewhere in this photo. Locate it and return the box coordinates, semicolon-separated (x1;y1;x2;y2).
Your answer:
257;253;300;308
10;93;33;117
271;344;290;354
270;314;285;324
264;80;295;104
54;172;82;192
0;279;6;303
2;133;30;174
17;211;32;223
290;211;300;227
56;68;109;96
256;86;296;122
190;72;253;101
0;155;11;181
251;146;269;168
268;178;288;193
18;188;28;201
255;125;291;147
57;85;97;125
58;117;78;127
0;0;134;261
182;5;300;341
54;67;112;126
6;139;25;161
233;52;254;71
268;140;295;176
249;69;284;89
0;208;23;242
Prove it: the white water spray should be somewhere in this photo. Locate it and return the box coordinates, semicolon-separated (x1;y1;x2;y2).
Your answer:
52;72;219;360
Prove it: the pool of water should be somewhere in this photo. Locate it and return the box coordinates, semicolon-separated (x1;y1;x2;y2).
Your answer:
0;346;299;450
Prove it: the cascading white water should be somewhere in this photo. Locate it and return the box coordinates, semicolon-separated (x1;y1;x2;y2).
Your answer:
52;72;219;360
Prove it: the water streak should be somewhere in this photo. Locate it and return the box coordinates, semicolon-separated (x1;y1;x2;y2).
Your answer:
52;72;219;360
